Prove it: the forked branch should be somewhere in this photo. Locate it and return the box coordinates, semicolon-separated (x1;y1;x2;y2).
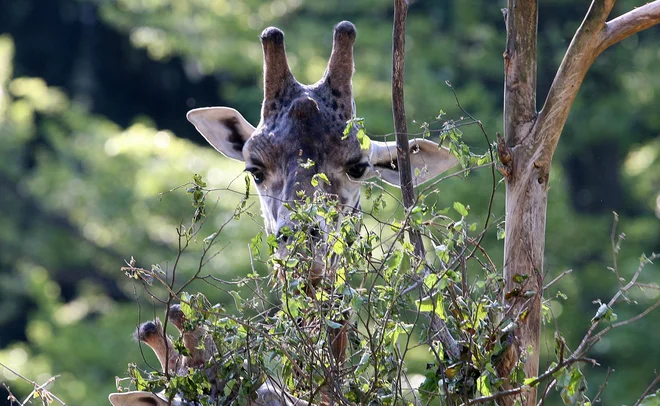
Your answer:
534;0;660;164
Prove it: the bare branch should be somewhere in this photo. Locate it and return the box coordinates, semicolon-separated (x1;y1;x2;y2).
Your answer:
0;362;67;406
3;384;18;405
592;367;613;404
609;253;657;307
544;269;573;290
534;0;660;165
466;357;598;405
392;0;423;257
588;298;660;344
391;0;460;364
634;374;660;406
465;386;529;405
535;2;609;164
602;1;660;50
609;212;627;300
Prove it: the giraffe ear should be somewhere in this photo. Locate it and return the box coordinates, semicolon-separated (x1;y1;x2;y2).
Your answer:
108;391;169;406
187;107;256;161
369;139;458;186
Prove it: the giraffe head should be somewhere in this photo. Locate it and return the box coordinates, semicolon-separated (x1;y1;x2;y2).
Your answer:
187;21;457;279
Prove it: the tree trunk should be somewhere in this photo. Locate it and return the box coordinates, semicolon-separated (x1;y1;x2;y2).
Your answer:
498;2;543;405
498;145;546;405
498;1;660;405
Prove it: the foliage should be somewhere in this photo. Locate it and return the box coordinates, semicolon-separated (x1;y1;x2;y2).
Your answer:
110;117;657;404
0;34;259;405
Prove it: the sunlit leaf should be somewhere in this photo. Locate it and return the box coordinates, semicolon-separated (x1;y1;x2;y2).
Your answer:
453;201;468;217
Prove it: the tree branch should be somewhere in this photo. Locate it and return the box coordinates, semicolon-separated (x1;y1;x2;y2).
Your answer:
392;0;424;258
391;0;460;363
601;1;660;50
534;0;660;165
633;374;660;406
534;1;608;163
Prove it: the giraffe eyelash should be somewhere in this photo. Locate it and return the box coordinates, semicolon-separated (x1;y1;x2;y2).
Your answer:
245;167;266;184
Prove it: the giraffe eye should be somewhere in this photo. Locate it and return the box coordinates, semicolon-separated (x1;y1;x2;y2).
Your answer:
246;167;265;184
347;163;368;179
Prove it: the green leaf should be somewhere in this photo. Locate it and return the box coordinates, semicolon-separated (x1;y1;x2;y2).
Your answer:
229;291;244;311
423;273;438;289
434;243;449;263
266;234;278;254
224;379;236;397
131;368;148;391
639;393;660;406
553;367;570;387
453;201;468;217
477;374;492;396
384;250;403;282
561;367;585;404
357;127;371;150
286;258;299;268
356;351;371;373
497;222;506;240
192;173;206;187
203;232;217;246
298;158;315;169
311;173;330;187
180;292;194;319
332;239;344;255
343;119;354;138
250;232;263;257
283;296;301;318
513;273;529;284
416;295;445;319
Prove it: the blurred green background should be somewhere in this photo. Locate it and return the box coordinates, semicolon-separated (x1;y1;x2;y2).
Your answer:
0;0;658;405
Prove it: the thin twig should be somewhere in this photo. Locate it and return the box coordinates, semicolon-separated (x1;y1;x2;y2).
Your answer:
633;374;660;406
609;212;627;301
0;362;66;405
592;367;613;404
544;269;573;291
588;298;660;345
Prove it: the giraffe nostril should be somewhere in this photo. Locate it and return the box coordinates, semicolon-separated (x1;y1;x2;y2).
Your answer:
277;231;290;244
309;226;321;242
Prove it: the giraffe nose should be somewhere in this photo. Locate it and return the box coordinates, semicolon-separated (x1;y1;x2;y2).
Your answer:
309;225;321;243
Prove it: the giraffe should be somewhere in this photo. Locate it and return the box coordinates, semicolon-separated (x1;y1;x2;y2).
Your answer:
109;21;457;406
185;20;456;283
109;305;307;406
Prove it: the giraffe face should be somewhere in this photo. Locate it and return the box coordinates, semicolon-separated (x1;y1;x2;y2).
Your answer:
187;22;458;280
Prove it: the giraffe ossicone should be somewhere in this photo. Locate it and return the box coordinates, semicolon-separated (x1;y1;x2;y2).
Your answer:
109;20;457;406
